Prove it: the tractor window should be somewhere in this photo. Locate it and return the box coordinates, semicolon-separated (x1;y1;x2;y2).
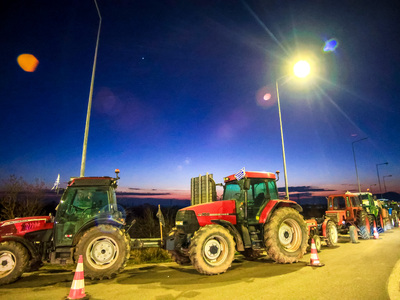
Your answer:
346;197;351;207
223;183;241;200
333;197;346;209
267;180;278;200
350;197;360;207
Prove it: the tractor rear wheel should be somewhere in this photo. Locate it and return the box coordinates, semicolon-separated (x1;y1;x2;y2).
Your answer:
367;215;375;236
393;211;399;228
0;241;29;285
349;226;358;243
357;210;370;240
188;225;235;275
75;225;130;280
325;221;338;247
264;207;307;263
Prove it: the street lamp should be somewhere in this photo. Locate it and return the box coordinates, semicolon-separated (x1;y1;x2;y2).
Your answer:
352;137;368;193
80;0;102;177
275;60;311;199
376;162;388;197
383;175;392;193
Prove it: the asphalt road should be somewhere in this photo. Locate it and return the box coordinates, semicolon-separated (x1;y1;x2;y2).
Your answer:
1;228;400;300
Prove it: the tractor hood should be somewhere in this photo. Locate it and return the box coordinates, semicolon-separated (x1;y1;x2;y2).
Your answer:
0;216;54;241
180;200;237;227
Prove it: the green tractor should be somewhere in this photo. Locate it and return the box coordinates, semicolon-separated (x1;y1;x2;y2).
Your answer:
356;192;390;233
380;199;399;228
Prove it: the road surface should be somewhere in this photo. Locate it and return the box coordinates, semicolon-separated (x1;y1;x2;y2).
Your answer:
1;228;400;300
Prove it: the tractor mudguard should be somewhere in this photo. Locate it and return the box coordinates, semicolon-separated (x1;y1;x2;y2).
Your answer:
321;218;330;237
211;219;245;251
0;235;38;259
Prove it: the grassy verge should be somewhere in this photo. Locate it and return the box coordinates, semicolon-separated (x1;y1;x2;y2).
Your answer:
128;248;172;265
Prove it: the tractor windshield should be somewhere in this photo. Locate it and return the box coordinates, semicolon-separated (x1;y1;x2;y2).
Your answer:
222;178;278;203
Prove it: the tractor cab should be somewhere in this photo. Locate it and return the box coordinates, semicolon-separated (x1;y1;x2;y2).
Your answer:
54;171;125;248
222;171;279;223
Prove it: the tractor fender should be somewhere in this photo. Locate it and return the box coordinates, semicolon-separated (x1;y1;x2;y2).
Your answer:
72;218;126;246
0;235;38;259
211;219;245;251
259;200;303;224
321;218;330;237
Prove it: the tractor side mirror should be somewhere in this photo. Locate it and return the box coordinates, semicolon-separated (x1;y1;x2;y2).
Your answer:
243;178;250;190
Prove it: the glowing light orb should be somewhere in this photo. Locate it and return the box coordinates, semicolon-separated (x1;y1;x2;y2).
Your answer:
323;39;338;52
263;93;272;101
293;60;310;78
17;54;39;72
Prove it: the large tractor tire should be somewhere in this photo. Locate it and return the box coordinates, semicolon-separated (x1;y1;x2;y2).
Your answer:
349;226;358;243
392;211;399;228
367;215;376;236
356;210;370;240
240;248;263;260
74;225;130;280
325;220;338;247
378;214;385;232
188;224;236;275
264;207;307;263
167;228;190;265
0;241;29;285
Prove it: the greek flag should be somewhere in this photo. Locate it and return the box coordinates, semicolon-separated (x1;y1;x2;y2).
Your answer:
235;167;246;181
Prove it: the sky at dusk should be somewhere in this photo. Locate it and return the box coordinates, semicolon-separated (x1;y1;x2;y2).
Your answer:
1;0;399;200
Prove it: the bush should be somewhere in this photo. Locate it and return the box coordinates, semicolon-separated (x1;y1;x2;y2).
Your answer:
128;248;172;265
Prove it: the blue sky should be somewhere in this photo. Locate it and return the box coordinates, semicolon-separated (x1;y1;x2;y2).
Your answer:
1;0;399;197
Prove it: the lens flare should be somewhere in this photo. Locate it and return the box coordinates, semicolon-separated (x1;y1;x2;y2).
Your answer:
17;54;39;72
323;39;339;52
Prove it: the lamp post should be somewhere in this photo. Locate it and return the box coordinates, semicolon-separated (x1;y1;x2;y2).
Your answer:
376;162;388;197
80;0;102;177
383;175;392;193
275;60;310;200
352;137;368;193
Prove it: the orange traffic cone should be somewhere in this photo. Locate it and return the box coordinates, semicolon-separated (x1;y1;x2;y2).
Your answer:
307;238;325;267
67;255;88;300
373;221;379;239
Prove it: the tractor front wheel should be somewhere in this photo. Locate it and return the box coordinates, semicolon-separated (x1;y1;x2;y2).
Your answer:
0;241;29;285
188;225;235;275
75;225;130;280
264;207;307;263
325;221;338;247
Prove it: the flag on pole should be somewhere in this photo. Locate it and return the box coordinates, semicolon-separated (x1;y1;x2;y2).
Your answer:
51;174;60;191
156;204;165;227
235;167;246;181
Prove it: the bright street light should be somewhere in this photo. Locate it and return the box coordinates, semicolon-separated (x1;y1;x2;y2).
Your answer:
293;60;311;78
276;59;311;199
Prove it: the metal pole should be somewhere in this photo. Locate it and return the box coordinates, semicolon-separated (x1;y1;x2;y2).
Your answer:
376;162;388;198
352;137;368;193
276;80;289;200
383;175;392;193
80;0;102;177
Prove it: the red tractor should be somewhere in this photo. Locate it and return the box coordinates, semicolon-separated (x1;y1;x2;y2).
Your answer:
305;217;338;252
0;170;131;285
325;192;371;242
166;170;308;275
